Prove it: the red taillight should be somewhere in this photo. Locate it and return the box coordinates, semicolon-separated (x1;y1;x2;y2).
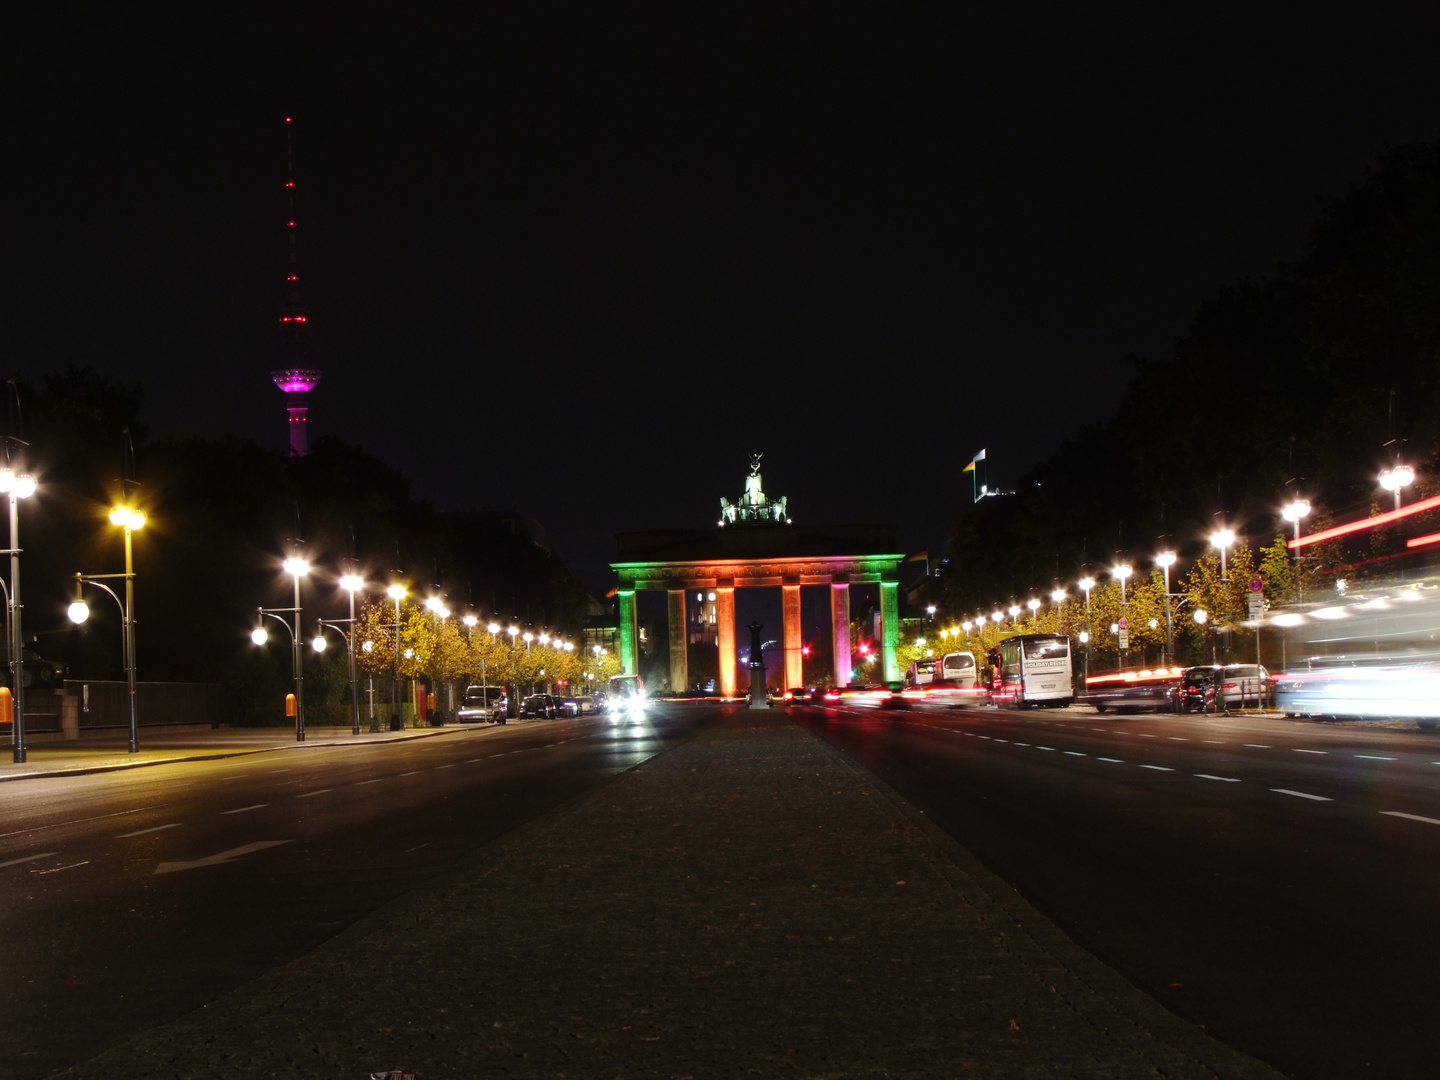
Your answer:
1222;682;1237;690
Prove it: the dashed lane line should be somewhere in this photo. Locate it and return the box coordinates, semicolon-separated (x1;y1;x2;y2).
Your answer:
1293;749;1328;755
117;823;182;837
1098;757;1124;763
1064;751;1087;757
1382;811;1440;826
1140;765;1175;772
398;771;422;777
435;763;457;769
1272;788;1332;802
220;804;267;815
1355;755;1397;761
296;789;332;799
1167;737;1189;741
1196;774;1241;783
1013;741;1030;746
1244;743;1272;748
1036;746;1056;751
1203;740;1227;744
0;852;59;869
1137;734;1157;738
356;778;384;786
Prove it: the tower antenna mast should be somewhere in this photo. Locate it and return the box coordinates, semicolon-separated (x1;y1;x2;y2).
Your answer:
270;115;322;457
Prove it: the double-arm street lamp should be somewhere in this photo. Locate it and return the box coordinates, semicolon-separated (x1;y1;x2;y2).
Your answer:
68;504;147;753
253;557;309;741
388;583;406;730
1077;575;1096;677
1112;563;1133;667
308;572;363;736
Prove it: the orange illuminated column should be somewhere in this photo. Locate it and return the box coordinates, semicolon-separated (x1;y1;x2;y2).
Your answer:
782;583;802;690
717;587;737;697
831;582;852;687
667;589;688;693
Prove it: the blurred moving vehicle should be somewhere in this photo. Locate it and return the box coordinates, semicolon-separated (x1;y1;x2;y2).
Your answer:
940;650;979;687
571;695;598;715
1081;667;1185;713
457;684;507;723
1276;655;1440;728
609;673;647;715
591;691;609;713
905;658;938;687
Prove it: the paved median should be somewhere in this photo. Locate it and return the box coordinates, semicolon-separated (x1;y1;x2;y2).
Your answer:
58;708;1282;1079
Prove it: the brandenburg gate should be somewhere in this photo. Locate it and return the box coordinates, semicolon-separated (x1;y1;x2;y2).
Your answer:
610;459;905;694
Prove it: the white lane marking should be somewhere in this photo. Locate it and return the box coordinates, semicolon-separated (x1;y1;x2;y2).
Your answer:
1272;788;1332;802
1036;746;1056;751
1244;743;1272;748
357;779;384;786
0;806;146;840
1140;765;1175;772
993;738;1008;743
1137;734;1157;738
1167;737;1189;742
978;735;991;740
1355;755;1397;761
154;840;292;875
1293;749;1328;755
1098;757;1124;763
1203;740;1227;744
220;804;267;815
117;823;182;838
464;758;484;763
399;771;422;777
1382;811;1440;826
1112;730;1126;734
1091;728;1106;732
0;852;59;869
435;763;457;769
296;789;333;799
1196;774;1241;783
31;861;88;874
1064;751;1086;757
1013;742;1030;746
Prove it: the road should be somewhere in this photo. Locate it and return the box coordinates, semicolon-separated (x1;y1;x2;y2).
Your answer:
792;699;1440;1080
0;707;724;1079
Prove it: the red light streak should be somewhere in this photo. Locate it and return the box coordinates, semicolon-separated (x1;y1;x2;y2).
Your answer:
1406;531;1440;549
1289;492;1440;549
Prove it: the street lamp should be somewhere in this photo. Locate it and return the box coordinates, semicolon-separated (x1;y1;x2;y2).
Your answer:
1077;575;1095;681
281;556;309;740
1379;463;1415;511
337;572;364;734
1026;597;1040;624
1112;563;1133;666
1282;497;1311;601
1154;551;1176;665
387;582;406;730
1210;528;1235;582
0;467;36;762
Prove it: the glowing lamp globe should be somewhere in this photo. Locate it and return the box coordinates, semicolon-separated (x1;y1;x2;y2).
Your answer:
251;627;269;645
67;601;90;624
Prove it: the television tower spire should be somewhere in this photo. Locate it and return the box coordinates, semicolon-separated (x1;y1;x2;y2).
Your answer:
270;115;322;457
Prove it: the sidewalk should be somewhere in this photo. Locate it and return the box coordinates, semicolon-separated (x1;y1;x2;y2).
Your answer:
0;724;490;782
57;709;1282;1079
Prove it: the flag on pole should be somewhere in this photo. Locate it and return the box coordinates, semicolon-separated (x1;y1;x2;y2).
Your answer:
962;461;975;473
904;550;929;563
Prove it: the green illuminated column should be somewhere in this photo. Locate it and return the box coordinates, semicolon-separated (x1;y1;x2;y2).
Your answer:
619;588;638;675
880;580;901;683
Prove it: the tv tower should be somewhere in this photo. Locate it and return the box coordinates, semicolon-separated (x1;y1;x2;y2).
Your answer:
270;116;321;457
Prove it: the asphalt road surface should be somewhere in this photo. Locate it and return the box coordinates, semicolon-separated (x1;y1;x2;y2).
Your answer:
0;707;724;1079
792;698;1440;1080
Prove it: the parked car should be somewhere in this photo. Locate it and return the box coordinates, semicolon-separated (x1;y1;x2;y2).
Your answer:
571;695;598;715
556;696;582;718
519;694;556;719
457;685;507;724
591;691;609;713
1181;664;1272;713
0;649;70;691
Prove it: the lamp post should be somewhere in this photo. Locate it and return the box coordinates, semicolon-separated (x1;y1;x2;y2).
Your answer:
1026;597;1040;625
387;583;406;730
1154;551;1176;666
1282;497;1311;601
338;573;364;734
1112;563;1133;667
252;556;309;742
1210;528;1235;582
1379;463;1415;512
1077;576;1095;679
1;468;36;762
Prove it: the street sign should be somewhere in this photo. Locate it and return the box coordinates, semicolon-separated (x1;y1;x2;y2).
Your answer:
1249;577;1263;592
1117;617;1129;628
1248;593;1265;619
1118;629;1129;650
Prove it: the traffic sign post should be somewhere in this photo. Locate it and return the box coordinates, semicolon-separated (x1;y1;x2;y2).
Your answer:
1117;617;1129;654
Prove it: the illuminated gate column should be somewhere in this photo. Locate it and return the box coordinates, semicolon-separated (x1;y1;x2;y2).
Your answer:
667;589;688;692
831;582;852;687
618;588;638;676
716;586;737;697
879;578;901;683
782;583;802;690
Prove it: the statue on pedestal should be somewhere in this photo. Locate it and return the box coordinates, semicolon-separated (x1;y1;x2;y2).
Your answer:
747;620;769;708
720;453;789;526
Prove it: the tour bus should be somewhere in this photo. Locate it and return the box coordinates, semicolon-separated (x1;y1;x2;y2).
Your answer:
608;673;646;714
905;658;938;687
940;650;979;687
991;633;1073;708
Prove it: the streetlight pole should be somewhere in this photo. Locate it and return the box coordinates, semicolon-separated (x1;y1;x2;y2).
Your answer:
339;573;364;735
1112;563;1133;668
388;583;406;730
1155;551;1176;666
2;470;36;762
1078;576;1095;680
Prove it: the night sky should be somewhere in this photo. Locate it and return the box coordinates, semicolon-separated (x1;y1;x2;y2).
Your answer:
8;5;1440;589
